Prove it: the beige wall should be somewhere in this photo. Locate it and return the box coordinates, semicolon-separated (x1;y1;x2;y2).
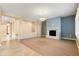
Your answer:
13;19;41;39
0;17;41;41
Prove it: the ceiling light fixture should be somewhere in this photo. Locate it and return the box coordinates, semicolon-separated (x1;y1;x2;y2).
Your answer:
40;17;46;21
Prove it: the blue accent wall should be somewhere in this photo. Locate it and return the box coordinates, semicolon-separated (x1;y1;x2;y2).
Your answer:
46;17;61;38
61;15;75;38
41;15;75;39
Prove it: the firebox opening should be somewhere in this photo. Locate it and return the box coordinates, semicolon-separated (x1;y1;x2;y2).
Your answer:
49;30;56;36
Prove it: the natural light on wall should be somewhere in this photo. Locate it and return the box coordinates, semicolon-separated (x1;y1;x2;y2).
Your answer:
2;16;12;23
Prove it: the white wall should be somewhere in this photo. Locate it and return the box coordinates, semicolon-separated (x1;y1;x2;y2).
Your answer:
75;5;79;40
13;19;41;40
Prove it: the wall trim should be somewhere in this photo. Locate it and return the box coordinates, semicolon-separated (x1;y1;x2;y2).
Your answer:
76;39;79;50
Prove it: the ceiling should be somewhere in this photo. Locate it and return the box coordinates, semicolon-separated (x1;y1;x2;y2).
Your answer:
0;3;78;20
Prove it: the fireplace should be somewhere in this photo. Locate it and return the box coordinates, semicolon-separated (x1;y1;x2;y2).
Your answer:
49;30;56;36
46;30;60;39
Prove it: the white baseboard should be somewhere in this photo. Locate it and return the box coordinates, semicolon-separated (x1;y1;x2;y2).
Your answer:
61;37;76;40
46;35;60;39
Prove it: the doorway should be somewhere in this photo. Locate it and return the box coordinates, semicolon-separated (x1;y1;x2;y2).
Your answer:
0;23;12;41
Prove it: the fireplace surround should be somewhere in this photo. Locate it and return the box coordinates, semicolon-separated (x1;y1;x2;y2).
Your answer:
46;29;61;39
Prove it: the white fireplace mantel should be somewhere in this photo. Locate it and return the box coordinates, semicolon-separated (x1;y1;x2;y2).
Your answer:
46;29;61;39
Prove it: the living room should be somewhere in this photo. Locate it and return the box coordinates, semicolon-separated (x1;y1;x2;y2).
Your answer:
0;3;79;56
